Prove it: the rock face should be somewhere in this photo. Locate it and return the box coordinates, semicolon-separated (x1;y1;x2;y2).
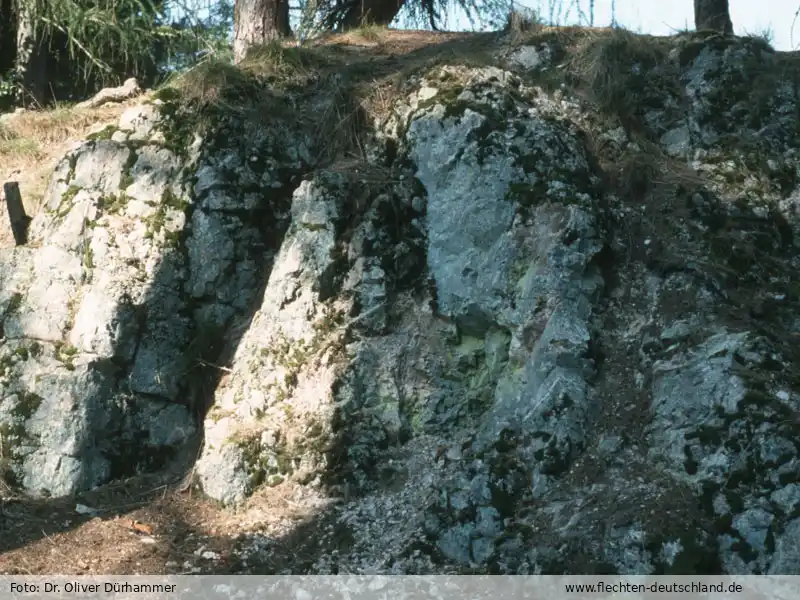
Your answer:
2;32;800;574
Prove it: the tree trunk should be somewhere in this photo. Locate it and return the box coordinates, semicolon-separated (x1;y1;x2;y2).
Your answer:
694;0;733;35
14;2;48;106
340;0;406;30
0;0;15;74
233;0;291;64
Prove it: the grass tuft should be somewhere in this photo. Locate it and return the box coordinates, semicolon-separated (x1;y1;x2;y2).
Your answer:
573;27;670;120
503;7;544;39
353;23;387;43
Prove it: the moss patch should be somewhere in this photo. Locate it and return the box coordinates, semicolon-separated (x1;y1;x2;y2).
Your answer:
85;124;119;142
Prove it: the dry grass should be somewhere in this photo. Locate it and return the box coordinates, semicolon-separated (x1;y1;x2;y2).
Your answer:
306;24;393;48
572;27;672;118
166;31;500;173
349;23;388;44
503;7;544;41
0;97;144;248
166;41;359;167
170;41;331;111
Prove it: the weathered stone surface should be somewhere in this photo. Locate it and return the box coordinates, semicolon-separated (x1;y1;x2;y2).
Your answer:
71;140;131;196
196;173;349;500
123;145;182;203
118;103;162;140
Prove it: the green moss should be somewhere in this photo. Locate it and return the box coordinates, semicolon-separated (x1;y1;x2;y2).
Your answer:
62;185;82;204
416;84;465;113
208;408;234;423
311;307;345;337
151;86;182;104
85;124;118;142
83;242;94;270
0;422;25;445
0;422;23;483
234;432;296;489
259;318;343;394
141;188;189;246
162;187;190;211
5;292;23;315
14;391;42;420
150;88;197;159
120;148;138;190
54;342;78;370
98;192;130;215
0;389;43;488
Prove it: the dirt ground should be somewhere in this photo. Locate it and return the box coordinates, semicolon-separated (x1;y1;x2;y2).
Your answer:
0;466;358;575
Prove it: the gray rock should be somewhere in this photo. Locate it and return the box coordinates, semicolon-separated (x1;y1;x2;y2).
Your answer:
123;145;181;203
769;519;800;574
506;45;552;71
71;140;131;195
733;508;774;556
118;103;162;140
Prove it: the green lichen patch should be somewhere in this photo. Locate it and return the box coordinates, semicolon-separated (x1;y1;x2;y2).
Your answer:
436;328;511;421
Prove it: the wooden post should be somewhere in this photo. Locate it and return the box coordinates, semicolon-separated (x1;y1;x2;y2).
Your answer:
3;181;30;246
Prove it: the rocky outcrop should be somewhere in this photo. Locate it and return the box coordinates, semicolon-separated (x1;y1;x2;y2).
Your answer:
1;31;800;574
